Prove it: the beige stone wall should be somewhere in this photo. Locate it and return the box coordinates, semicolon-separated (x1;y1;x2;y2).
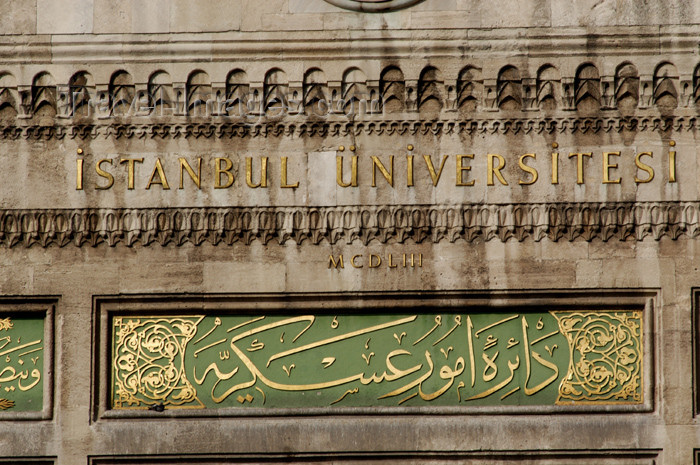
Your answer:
2;0;700;35
0;1;700;464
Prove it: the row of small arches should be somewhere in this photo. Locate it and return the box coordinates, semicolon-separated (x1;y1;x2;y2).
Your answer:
0;62;697;118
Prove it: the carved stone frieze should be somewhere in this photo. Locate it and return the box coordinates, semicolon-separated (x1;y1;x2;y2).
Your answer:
1;201;698;248
0;115;697;141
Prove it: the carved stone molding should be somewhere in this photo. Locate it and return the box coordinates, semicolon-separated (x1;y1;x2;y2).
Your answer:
1;201;699;248
0;115;697;141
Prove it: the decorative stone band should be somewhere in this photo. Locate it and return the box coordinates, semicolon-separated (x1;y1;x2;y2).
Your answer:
1;201;698;248
0;115;698;140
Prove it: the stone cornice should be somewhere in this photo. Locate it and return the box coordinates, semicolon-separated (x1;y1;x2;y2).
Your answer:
1;202;698;248
1;115;697;141
1;27;698;63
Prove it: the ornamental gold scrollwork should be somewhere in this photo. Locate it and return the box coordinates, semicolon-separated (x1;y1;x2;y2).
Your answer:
112;316;204;409
553;311;642;404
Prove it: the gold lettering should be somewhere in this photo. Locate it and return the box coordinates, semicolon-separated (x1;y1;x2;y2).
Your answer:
568;152;592;184
371;156;394;187
456;154;475;186
179;157;201;189
487;154;508;186
95;159;114;190
669;141;676;183
406;155;414;187
146;158;170;190
403;253;422;268
246;157;268;188
518;153;538;185
551;151;559;184
76;159;83;190
328;255;344;269
336;155;358;187
635;152;654;184
369;254;381;268
214;157;235;189
423;155;448;187
119;158;144;190
351;255;363;268
602;151;621;184
280;156;299;188
388;254;397;268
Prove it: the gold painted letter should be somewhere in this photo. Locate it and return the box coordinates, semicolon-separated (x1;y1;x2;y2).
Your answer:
179;157;202;189
518;154;538;185
568;152;592;184
146;158;170;190
351;255;363;268
635;152;654;184
119;158;144;190
456;154;475;186
281;156;299;188
669;141;676;183
487;154;508;186
372;156;394;187
96;159;114;190
329;255;344;269
246;157;268;188
337;156;358;187
76;159;84;190
423;155;448;187
214;158;234;189
602;151;621;184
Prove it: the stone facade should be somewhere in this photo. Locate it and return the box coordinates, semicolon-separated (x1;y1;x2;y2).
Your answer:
1;1;700;464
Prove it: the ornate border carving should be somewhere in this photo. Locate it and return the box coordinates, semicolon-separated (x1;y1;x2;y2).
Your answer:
0;115;697;141
2;201;699;248
93;291;654;420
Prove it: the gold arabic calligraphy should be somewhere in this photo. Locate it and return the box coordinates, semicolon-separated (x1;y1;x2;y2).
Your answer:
0;316;44;412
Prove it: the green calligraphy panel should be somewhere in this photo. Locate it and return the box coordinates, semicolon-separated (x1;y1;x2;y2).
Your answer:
111;310;642;410
0;315;45;412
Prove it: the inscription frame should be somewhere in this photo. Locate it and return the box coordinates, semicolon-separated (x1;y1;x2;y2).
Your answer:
0;297;55;421
92;290;656;421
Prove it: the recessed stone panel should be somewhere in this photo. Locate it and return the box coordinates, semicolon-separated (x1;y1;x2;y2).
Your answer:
0;300;54;420
96;292;653;418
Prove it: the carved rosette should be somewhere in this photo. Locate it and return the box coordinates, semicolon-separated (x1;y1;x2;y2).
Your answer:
553;311;643;404
112;316;204;409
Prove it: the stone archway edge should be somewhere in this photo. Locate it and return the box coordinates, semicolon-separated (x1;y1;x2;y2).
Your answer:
323;0;427;13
